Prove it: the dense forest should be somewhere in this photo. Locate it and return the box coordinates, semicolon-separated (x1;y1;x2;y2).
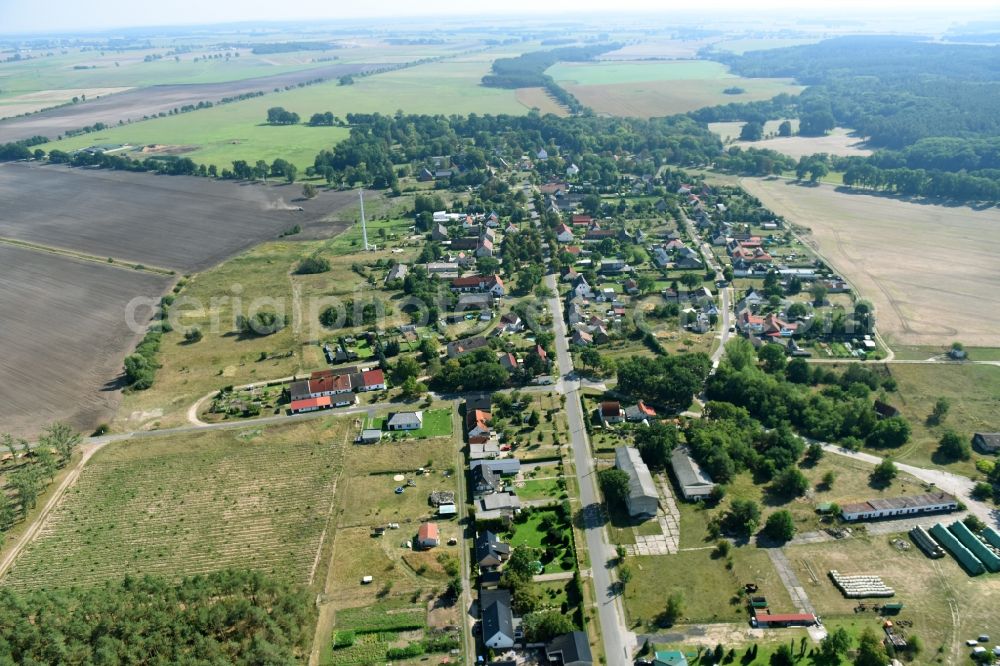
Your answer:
703;36;1000;202
0;569;313;664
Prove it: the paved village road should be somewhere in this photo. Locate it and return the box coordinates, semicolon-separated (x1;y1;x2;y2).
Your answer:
546;273;635;666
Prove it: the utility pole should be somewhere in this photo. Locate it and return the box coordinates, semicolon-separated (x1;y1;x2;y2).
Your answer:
359;188;369;251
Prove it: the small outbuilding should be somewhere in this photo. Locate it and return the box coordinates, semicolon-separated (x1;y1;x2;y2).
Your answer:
416;522;440;549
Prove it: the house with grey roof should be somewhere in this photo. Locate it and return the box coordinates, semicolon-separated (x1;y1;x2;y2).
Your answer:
475;530;511;569
614;446;659;518
387;411;423;431
546;631;593;666
670;446;716;501
481;588;515;649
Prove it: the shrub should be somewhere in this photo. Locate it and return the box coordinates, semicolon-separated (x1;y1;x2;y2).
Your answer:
296;255;331;274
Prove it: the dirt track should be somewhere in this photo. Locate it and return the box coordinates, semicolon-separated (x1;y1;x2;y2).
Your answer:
741;178;1000;347
0;62;383;143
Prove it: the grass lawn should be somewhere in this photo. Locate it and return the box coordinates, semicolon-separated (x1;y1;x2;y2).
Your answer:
45;56;529;170
516;477;566;502
880;363;1000;477
506;509;575;574
2;417;350;590
387;408;453;439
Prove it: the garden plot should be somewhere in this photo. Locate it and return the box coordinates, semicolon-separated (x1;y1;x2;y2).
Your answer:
2;419;348;589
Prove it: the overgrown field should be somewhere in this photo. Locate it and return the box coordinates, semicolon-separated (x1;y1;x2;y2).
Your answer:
113;196;425;432
2;418;349;589
547;60;802;118
42;56;530;169
0;243;169;438
882;363;1000;476
741;178;1000;347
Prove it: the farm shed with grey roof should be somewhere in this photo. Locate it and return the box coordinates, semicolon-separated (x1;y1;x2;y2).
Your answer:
670;446;716;501
614;446;659;518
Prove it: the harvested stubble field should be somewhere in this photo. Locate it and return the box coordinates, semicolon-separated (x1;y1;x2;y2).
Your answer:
0;162;355;272
0;62;383;143
735;127;872;159
2;418;349;590
547;60;802;118
0;243;169;438
741;178;1000;347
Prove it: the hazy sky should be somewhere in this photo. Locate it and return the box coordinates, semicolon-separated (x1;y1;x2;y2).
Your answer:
1;0;998;34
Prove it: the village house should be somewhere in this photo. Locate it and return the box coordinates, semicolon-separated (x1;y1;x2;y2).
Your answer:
446;336;491;359
472;465;501;497
471;458;521;476
556;223;574;243
624;400;656;422
498;352;519;372
466;409;493;444
599;401;624;426
470;442;501;460
387;411;423;431
546;632;593;666
289;396;333;414
432;223;449;241
475;491;521;522
450;274;505;297
385;263;407;284
475;531;511;569
481;588;515;649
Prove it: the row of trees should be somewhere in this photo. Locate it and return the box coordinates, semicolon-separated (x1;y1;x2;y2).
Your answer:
0;424;82;544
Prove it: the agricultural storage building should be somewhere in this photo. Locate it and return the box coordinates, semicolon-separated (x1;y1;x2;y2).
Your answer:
982;527;1000;549
930;523;985;575
840;492;958;522
670;446;716;500
614;446;659;518
948;521;1000;572
751;611;817;628
973;433;1000;454
909;525;945;558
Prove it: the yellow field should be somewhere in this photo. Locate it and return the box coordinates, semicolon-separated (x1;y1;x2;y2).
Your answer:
741;179;1000;347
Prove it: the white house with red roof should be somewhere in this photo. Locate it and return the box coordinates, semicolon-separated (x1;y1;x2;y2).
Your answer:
556;223;574;243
